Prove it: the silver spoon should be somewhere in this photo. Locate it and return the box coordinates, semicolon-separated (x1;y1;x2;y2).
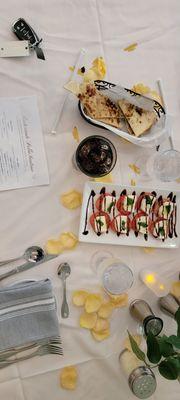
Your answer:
57;262;71;318
0;246;45;267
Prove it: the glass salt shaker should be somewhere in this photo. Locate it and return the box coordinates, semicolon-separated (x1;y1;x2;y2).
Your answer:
129;299;163;336
119;349;157;399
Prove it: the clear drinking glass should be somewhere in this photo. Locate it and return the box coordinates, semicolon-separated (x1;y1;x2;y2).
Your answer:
135;149;180;182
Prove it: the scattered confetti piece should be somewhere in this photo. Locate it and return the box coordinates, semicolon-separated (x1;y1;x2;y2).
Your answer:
69;66;75;72
60;366;78;390
176;178;180;183
130;179;136;186
60;189;82;209
46;231;78;254
93;173;113;183
83;57;106;81
72;126;80;143
46;239;64;255
132;83;150;95
124;43;138;52
143;247;155;254
59;232;78;250
129;163;141;175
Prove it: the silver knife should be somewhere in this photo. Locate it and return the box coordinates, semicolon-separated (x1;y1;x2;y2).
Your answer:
0;254;58;282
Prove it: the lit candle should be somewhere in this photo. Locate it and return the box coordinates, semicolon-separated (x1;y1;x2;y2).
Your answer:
139;269;171;297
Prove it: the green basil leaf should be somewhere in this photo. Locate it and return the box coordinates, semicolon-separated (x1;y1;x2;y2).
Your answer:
96;219;104;227
107;201;115;213
127;331;146;362
138;222;148;228
147;332;161;364
165;204;171;214
175;307;180;337
127;197;134;206
146;196;153;206
158;358;180;380
159;227;165;236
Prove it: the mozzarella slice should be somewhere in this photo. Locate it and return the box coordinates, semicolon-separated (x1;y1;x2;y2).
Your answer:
136;215;148;234
123;195;136;213
154;220;168;239
141;196;155;213
115;215;128;233
158;201;173;219
101;196;114;212
95;216;107;233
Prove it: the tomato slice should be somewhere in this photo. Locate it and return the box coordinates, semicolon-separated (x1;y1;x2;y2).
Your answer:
116;195;130;216
89;211;111;234
111;213;130;235
95;193;115;213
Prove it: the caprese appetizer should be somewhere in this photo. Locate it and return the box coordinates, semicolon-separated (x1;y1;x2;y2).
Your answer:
116;189;136;215
149;217;169;241
95;190;116;215
89;211;111;236
111;213;131;236
153;193;174;220
135;191;156;215
131;212;150;240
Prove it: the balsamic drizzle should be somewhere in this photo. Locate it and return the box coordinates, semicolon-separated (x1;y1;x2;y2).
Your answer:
83;190;95;235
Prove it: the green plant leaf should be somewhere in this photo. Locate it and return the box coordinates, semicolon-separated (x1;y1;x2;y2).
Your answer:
158;358;180;380
147;332;161;364
175;306;180;337
165;335;180;349
127;331;146;362
157;336;175;357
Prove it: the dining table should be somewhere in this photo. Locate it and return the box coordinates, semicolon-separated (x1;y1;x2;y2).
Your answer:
0;0;180;399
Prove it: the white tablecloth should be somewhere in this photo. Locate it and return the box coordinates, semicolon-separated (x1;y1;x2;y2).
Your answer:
0;1;180;399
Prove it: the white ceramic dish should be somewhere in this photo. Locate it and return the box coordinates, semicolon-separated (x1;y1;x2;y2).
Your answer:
79;182;180;249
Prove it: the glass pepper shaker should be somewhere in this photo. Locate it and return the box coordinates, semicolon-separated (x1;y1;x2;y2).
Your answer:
158;293;180;318
129;299;163;336
119;349;157;399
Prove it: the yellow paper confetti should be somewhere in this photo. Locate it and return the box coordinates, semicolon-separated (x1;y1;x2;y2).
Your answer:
132;83;150;95
59;232;78;250
60;189;82;209
130;179;136;186
83;57;106;82
46;232;78;254
69;66;75;72
128;164;140;175
72;126;80;143
60;366;78;390
93;173;113;183
143;247;155;254
124;43;138;52
176;178;180;183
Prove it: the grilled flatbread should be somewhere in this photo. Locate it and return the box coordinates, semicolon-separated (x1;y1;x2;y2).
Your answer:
118;99;156;137
79;83;122;129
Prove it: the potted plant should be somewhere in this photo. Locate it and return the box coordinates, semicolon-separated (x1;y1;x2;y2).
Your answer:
128;307;180;380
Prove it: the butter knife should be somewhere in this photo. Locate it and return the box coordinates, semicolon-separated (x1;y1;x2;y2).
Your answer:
0;254;57;282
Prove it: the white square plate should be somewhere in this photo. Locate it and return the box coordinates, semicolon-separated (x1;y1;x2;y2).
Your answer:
79;182;180;248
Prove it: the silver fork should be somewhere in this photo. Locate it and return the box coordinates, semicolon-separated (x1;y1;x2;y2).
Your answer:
0;343;63;369
0;337;62;362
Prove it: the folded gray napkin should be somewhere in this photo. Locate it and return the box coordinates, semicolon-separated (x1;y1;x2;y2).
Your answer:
0;279;60;351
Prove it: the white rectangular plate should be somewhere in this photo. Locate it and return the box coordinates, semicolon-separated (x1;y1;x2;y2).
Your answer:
79;182;180;249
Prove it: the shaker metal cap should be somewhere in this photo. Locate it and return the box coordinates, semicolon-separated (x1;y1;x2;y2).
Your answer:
129;366;156;399
143;315;163;336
